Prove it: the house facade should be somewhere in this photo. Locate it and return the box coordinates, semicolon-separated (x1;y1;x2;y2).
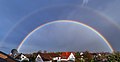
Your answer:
36;53;52;62
61;52;75;62
35;54;44;62
20;54;29;61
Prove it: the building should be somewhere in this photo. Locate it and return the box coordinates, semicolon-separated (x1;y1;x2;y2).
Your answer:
36;54;44;62
0;51;18;62
61;52;75;62
14;53;29;61
36;53;61;62
36;53;52;62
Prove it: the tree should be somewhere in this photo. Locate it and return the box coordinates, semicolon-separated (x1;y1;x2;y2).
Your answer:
11;49;18;57
11;49;18;54
38;50;42;53
83;51;92;62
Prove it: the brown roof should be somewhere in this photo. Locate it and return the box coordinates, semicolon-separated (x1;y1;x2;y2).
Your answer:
46;53;60;57
37;53;60;61
0;53;8;59
0;51;18;62
39;53;52;61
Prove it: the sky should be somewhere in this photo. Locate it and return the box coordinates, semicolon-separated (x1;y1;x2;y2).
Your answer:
0;0;120;53
19;21;112;53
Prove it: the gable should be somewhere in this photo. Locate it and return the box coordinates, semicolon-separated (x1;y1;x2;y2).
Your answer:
36;54;44;62
68;53;75;59
67;53;75;61
20;54;29;61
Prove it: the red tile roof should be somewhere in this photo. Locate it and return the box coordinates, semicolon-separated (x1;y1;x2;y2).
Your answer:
61;52;71;59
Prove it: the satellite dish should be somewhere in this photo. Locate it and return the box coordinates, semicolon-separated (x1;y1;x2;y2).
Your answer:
11;49;18;55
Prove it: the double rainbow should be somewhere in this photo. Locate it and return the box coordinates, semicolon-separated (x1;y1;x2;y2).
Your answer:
17;20;114;53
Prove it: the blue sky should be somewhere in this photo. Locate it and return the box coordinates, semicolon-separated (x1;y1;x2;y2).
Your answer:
0;0;120;53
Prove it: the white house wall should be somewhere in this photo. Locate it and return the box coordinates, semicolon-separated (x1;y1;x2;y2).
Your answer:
67;53;75;61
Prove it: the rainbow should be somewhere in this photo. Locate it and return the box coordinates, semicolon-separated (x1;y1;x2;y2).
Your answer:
2;5;119;49
17;20;114;52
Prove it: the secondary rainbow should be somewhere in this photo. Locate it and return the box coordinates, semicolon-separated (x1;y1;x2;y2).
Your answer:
17;20;114;52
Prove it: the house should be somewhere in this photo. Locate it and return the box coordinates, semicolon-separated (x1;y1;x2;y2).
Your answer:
61;52;75;62
35;53;52;62
35;54;44;62
0;51;18;62
14;53;29;61
47;53;61;62
36;52;75;62
35;53;61;62
20;54;29;61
